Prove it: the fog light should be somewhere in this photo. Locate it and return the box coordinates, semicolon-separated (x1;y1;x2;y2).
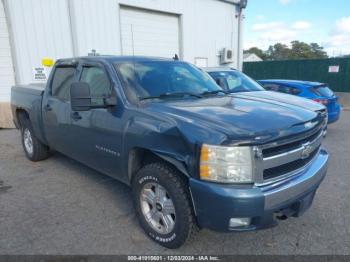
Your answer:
229;218;251;228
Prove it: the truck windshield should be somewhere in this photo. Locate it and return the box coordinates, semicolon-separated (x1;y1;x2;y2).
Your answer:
208;70;265;93
114;61;222;101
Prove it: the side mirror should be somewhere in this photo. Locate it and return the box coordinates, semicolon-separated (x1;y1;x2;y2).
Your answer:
70;82;92;111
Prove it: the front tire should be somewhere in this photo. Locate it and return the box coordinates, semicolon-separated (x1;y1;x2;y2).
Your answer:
132;162;198;249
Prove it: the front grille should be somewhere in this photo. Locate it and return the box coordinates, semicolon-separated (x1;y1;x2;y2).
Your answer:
262;129;322;158
258;124;323;184
263;146;320;180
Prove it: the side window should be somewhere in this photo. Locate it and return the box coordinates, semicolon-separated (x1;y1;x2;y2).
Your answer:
80;66;111;106
262;83;280;92
80;66;111;98
209;73;228;90
290;87;301;95
278;85;301;95
277;85;289;94
51;67;76;101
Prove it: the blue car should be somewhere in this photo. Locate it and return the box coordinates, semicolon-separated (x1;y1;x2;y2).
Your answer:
258;80;341;124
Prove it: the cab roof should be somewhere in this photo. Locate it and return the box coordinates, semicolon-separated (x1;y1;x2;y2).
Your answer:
56;55;176;65
202;67;237;73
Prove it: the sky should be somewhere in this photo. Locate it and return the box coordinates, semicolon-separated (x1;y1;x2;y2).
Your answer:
243;0;350;56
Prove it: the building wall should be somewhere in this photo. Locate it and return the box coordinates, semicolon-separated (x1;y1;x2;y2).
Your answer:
70;0;239;68
5;0;74;85
4;0;241;87
0;0;15;102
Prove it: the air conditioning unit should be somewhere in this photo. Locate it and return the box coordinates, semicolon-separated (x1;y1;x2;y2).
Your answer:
220;48;234;64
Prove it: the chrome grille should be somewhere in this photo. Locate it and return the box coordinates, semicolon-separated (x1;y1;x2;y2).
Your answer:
254;124;324;185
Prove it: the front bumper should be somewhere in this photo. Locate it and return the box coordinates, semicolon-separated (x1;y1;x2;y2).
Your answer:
189;149;328;232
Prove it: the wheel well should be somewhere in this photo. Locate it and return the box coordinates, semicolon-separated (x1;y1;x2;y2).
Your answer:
128;148;189;185
16;109;29;128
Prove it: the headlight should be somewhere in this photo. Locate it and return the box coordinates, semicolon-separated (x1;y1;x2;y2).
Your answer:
200;144;253;183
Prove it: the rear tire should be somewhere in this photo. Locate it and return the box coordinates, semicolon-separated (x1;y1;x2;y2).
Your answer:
132;162;198;249
19;114;50;161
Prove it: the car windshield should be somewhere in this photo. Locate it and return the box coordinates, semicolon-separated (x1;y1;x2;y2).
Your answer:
208;70;265;93
312;85;334;97
114;61;222;101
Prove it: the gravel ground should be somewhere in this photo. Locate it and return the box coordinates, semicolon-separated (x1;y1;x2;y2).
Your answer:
0;111;349;255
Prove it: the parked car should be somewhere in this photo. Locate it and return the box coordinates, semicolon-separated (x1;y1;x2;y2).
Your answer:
258;80;341;124
12;56;328;249
205;68;328;135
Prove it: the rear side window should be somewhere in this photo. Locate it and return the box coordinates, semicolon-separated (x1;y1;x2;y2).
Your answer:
311;86;334;97
278;85;301;95
51;67;76;101
262;83;300;95
262;83;279;92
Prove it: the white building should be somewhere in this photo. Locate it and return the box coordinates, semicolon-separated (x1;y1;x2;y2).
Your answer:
0;0;246;127
243;53;263;62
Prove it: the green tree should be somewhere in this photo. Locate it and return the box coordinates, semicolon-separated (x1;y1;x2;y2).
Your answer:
261;41;329;60
289;41;328;59
310;43;328;59
266;43;291;60
245;42;328;61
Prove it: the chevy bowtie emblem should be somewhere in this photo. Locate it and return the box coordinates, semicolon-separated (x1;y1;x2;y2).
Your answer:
301;142;313;159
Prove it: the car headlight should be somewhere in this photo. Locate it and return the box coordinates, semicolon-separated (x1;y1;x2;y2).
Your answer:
200;144;253;183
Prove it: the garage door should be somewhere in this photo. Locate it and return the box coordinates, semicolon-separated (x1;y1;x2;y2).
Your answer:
120;7;180;59
0;0;15;102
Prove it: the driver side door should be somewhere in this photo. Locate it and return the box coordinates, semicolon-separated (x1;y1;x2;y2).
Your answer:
67;62;124;178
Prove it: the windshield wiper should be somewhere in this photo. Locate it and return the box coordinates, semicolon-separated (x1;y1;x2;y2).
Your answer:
200;90;229;96
139;92;203;101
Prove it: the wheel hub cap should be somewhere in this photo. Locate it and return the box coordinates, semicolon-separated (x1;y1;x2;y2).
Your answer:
140;182;176;235
23;128;33;155
155;202;162;211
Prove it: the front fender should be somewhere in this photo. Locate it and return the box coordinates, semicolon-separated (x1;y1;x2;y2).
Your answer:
121;114;198;182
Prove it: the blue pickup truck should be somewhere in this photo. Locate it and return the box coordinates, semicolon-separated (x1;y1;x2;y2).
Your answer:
11;56;329;248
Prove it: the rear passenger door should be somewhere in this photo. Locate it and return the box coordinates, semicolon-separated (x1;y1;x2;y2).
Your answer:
68;62;123;177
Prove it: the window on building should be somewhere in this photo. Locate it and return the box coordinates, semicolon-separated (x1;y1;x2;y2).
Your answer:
51;67;77;101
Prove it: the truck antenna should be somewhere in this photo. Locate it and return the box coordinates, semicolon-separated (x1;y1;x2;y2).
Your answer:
131;24;135;58
131;24;136;71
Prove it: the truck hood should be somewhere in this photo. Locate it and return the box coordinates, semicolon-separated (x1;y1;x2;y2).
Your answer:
145;95;321;145
232;91;325;112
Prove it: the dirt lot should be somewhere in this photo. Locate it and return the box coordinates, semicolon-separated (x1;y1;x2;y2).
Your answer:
0;112;349;255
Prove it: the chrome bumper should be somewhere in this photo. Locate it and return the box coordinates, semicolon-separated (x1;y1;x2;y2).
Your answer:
262;148;328;210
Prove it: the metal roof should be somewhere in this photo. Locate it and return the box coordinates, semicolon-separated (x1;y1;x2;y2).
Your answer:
216;0;242;5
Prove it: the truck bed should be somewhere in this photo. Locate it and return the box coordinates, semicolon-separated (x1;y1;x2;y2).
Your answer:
12;83;45;96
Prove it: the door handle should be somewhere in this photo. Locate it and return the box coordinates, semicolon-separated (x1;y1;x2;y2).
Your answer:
71;112;82;121
44;104;52;111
